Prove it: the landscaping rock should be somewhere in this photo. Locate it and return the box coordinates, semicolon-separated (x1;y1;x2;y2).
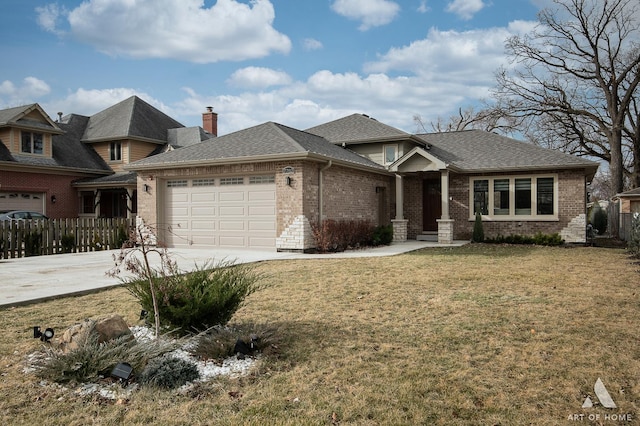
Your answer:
59;314;132;352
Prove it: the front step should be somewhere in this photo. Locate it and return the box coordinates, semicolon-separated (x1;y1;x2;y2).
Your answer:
416;232;438;242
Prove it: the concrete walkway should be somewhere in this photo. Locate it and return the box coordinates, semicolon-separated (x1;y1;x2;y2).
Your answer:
0;240;467;307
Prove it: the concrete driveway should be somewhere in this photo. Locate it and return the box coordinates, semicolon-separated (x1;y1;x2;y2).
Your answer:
0;240;466;307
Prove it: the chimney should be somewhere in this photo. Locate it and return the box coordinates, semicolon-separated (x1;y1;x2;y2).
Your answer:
202;106;218;137
57;112;63;122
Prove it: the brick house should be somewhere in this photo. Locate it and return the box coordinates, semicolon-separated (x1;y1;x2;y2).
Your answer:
129;113;598;251
0;97;211;219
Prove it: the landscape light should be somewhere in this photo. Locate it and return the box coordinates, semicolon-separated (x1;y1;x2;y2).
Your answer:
33;326;55;342
139;310;148;320
111;362;133;384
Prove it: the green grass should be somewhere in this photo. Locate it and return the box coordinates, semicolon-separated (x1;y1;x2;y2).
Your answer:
0;244;639;425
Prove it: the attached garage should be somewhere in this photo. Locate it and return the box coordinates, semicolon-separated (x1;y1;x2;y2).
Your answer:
163;175;276;249
0;191;45;213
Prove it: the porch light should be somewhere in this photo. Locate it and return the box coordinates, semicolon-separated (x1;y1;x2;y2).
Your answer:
143;184;150;193
50;195;56;203
33;326;54;342
286;176;292;186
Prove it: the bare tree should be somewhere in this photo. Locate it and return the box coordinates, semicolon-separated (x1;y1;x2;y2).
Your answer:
413;105;513;134
492;0;640;193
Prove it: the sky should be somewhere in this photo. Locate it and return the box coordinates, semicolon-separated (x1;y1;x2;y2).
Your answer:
1;0;551;136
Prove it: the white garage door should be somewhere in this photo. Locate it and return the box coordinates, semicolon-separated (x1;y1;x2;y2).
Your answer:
0;192;45;213
164;175;276;249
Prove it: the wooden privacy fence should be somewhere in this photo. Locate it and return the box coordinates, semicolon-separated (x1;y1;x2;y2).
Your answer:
0;217;135;259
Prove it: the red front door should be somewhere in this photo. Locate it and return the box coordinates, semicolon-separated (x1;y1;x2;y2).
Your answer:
422;179;441;232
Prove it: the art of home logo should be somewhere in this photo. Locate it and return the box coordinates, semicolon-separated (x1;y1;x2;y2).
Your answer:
567;378;634;422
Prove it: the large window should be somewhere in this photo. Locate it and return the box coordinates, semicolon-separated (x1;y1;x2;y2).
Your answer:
21;132;43;154
471;175;558;219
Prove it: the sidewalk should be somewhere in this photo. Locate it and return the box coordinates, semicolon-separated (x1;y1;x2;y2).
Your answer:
0;240;467;307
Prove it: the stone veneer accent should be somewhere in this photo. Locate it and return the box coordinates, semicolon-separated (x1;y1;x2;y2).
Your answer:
276;215;314;251
560;213;586;243
436;219;454;244
392;219;408;242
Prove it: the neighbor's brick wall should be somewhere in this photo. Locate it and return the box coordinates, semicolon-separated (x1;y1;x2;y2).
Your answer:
449;169;587;240
0;170;84;218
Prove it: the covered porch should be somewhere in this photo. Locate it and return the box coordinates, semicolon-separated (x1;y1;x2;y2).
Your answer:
389;147;455;244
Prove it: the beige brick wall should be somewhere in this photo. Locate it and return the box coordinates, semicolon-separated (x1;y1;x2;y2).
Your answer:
136;160;393;249
401;170;589;241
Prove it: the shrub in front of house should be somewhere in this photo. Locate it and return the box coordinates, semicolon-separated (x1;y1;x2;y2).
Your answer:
484;232;564;246
24;231;43;256
312;219;386;253
60;234;75;253
472;212;484;243
590;203;608;235
372;224;394;246
127;259;262;334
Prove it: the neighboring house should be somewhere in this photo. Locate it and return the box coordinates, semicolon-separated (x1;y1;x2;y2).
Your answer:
614;187;640;214
128;113;598;251
0;96;213;219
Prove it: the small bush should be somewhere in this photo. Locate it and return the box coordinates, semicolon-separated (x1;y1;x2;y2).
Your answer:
139;355;200;389
127;259;262;334
60;234;75;253
24;231;43;256
115;225;129;249
485;232;564;246
34;329;181;384
372;224;394;246
590;203;608;235
192;323;281;361
472;212;484;243
311;219;376;253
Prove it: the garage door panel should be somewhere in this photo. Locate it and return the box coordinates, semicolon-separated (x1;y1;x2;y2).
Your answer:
0;192;45;213
191;192;216;203
248;190;276;201
248;205;276;216
164;176;275;249
219;191;245;202
249;220;276;231
191;206;216;217
219;206;245;216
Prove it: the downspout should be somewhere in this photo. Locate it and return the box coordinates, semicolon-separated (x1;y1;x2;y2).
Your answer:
319;160;333;221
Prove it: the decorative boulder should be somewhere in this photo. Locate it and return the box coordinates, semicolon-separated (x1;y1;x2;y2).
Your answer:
59;314;132;352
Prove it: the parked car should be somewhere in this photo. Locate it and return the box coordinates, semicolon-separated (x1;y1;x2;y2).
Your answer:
0;210;49;221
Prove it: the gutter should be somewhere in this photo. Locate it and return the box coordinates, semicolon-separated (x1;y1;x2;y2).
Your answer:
319;160;332;221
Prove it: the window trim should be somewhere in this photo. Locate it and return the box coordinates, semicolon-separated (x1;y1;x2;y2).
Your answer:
21;131;44;155
468;174;559;221
110;142;122;162
383;144;398;165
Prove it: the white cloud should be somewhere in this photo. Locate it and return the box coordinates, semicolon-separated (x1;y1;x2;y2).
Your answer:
303;38;323;51
41;0;291;63
0;77;51;108
331;0;401;31
417;1;430;13
445;0;485;20
36;3;66;35
363;26;515;85
45;88;172;119
227;67;293;89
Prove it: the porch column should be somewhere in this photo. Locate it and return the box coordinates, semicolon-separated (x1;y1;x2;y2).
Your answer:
392;174;408;242
437;169;454;244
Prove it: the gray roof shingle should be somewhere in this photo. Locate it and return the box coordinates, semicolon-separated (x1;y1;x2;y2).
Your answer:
129;121;386;171
83;96;184;143
306;113;410;143
416;130;598;172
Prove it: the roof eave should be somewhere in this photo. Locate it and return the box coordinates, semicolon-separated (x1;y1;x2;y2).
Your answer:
0;161;113;176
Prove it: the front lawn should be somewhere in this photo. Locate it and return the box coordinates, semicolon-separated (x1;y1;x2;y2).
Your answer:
0;244;638;425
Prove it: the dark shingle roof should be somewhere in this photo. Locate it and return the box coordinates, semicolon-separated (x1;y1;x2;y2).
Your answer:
617;187;640;197
83;96;184;143
306;113;410;143
416;130;599;172
129;121;386;171
74;172;137;186
54;114;112;171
